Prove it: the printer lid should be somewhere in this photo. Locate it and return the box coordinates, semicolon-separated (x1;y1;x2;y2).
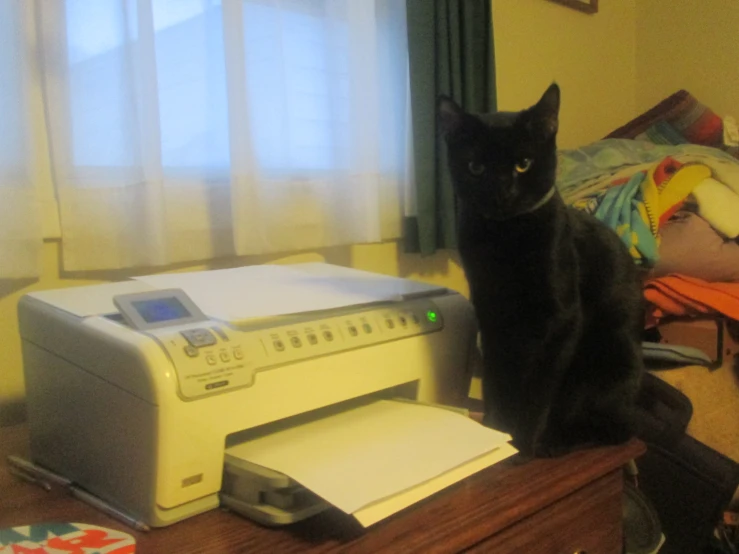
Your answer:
26;280;156;319
27;263;447;322
134;263;447;322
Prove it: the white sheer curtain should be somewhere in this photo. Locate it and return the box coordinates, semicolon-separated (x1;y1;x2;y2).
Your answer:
33;0;410;272
0;1;42;278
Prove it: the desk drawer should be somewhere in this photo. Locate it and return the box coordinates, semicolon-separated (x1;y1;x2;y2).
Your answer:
465;470;623;554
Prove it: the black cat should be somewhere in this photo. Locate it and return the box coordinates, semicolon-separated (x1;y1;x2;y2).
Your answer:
439;84;644;457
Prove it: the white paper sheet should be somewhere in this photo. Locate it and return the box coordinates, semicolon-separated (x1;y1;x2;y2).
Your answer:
353;442;518;527
225;400;514;519
134;263;445;321
27;281;154;317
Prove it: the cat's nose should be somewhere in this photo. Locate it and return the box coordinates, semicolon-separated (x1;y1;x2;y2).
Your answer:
495;185;515;204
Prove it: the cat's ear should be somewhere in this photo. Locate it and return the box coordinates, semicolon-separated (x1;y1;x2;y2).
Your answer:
438;95;464;137
530;83;560;140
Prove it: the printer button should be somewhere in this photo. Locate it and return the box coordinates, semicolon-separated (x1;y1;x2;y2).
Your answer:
184;345;199;357
290;336;302;348
197;330;217;346
206;354;217;365
347;325;358;337
362;323;373;334
273;339;286;352
322;330;334;342
182;329;217;348
385;319;395;329
399;316;407;327
306;333;318;345
232;347;244;360
220;351;231;363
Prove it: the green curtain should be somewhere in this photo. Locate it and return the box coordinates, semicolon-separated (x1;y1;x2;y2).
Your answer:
404;0;496;255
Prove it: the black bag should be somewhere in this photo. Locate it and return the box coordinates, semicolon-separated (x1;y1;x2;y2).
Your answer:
634;372;739;554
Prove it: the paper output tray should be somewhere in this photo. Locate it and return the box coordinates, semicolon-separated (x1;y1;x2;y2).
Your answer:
219;399;515;528
220;452;329;526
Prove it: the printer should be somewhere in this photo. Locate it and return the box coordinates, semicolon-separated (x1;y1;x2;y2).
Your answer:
18;263;483;528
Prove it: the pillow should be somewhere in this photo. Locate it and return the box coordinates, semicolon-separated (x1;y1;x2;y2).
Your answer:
636;120;690;146
651;211;739;282
606;90;738;159
692;177;739;239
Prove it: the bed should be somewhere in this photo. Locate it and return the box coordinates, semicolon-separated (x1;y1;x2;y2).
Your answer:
555;90;739;466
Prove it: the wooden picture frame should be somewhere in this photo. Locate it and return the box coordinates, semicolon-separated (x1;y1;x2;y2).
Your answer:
547;0;598;14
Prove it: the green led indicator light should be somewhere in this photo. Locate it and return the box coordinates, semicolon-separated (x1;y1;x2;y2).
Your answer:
426;310;438;322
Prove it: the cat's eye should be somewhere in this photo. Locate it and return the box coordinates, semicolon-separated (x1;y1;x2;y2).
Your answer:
515;158;533;173
468;161;485;176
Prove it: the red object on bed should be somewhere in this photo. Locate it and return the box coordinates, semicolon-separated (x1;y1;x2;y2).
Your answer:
644;274;739;326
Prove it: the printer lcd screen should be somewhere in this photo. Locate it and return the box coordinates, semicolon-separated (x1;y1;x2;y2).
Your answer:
131;297;191;323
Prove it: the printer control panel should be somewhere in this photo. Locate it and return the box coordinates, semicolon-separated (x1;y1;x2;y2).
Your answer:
150;323;262;400
254;299;444;367
145;297;445;401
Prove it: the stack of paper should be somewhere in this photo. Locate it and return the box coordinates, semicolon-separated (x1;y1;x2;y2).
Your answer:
225;400;517;527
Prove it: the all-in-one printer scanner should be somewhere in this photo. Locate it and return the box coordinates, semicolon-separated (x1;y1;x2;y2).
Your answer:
18;263;485;528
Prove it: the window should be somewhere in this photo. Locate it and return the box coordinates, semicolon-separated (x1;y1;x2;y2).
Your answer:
62;0;405;176
9;0;410;272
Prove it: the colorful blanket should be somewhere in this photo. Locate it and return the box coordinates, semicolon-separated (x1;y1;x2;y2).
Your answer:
571;157;711;266
556;138;739;203
562;95;739;325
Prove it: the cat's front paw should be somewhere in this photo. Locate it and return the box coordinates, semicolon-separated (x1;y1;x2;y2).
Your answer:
534;438;603;458
510;452;535;466
532;442;575;458
481;411;511;434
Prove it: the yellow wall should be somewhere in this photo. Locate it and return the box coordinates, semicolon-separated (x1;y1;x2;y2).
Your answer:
493;0;637;149
635;0;739;117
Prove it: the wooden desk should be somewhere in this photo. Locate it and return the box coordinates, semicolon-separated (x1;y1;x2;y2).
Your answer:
0;425;644;553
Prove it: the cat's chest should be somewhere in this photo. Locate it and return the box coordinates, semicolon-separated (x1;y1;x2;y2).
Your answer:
459;229;561;289
458;218;579;321
463;253;554;306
